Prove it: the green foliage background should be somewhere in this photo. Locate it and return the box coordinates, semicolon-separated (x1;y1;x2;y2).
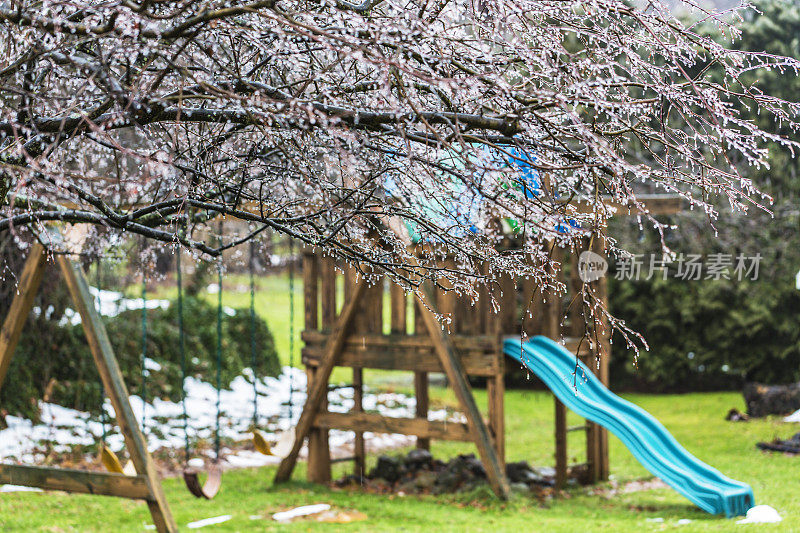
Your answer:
0;283;280;422
607;0;800;391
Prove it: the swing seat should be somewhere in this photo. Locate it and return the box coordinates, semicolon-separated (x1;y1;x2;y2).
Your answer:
99;445;137;476
253;430;274;456
99;444;125;474
271;427;296;458
183;463;222;499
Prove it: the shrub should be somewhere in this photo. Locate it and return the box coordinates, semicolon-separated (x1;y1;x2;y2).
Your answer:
0;293;280;423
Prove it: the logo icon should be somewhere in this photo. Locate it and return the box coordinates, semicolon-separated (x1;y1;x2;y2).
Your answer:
578;251;608;282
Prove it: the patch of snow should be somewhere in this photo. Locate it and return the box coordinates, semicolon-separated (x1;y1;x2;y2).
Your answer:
0;366;439;465
0;485;43;493
273;504;330;522
677;518;691;525
206;283;220;294
187;515;232;529
58;287;171;326
737;505;782;524
783;409;800;423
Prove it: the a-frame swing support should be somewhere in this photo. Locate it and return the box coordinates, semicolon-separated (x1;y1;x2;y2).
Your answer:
0;243;177;533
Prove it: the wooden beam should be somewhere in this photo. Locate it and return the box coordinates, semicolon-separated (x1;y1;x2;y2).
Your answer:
57;257;176;533
274;277;368;483
0;464;151;500
0;243;47;389
314;412;472;442
301;332;497;375
416;286;510;499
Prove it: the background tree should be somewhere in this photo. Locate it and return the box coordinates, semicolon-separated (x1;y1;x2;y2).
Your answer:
1;0;799;353
608;0;800;390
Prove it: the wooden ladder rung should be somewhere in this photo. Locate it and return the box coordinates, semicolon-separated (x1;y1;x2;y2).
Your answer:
566;424;588;432
0;464;152;500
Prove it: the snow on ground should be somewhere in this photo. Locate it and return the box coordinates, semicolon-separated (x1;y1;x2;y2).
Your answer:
2;285;459;470
0;366;458;469
783;409;800;423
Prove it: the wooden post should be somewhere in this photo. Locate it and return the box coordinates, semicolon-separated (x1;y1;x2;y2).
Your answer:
416;286;509;499
592;235;611;481
57;256;176;533
0;243;47;389
274;277;368;483
352;367;366;477
554;398;567;489
413;298;430;450
308;256;336;483
542;244;569;489
487;308;505;467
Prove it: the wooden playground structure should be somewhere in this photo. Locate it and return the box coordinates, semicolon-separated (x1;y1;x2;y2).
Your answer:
274;238;611;499
276;195;684;497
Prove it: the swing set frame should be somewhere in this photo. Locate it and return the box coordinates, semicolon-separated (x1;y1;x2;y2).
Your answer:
0;243;176;533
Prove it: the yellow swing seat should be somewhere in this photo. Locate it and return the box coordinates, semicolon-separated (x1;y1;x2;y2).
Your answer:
253;430;274;456
99;444;136;475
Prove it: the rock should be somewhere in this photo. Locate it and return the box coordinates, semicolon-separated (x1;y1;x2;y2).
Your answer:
460;454;486;478
396;479;418;494
725;408;749;422
510;482;530;493
744;382;800;417
414;471;438;491
506;461;534;483
404;449;433;471
369;455;404;482
435;467;467;493
506;461;553;486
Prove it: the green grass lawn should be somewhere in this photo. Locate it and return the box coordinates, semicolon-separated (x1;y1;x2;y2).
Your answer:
1;389;796;532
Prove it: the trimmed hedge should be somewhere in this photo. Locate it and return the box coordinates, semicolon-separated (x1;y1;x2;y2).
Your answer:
0;292;280;422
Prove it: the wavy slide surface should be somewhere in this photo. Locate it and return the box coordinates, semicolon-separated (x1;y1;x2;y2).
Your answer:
503;336;754;517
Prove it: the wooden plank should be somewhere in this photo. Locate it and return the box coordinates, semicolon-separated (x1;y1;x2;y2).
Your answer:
369;278;384;334
321;256;337;329
438;258;457;333
414;370;430;450
496;273;517;336
0;464;151;500
389;281;407;334
302;333;497;376
57;257;176;533
302;331;496;351
353;368;366;476
0;243;47;389
416;285;510;499
314;412;472;441
303;252;318;331
274;277;368;483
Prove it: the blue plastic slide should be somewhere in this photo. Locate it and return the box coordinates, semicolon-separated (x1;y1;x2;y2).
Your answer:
503;336;754;517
